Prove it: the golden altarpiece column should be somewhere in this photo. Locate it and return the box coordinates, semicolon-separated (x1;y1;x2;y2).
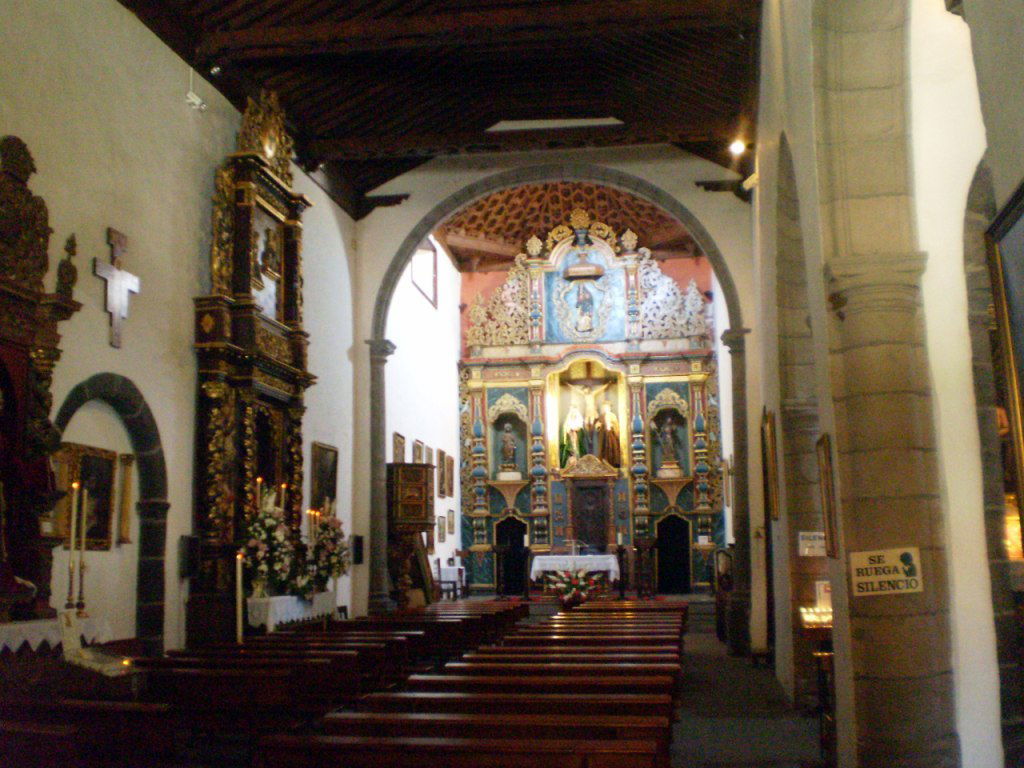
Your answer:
187;92;314;645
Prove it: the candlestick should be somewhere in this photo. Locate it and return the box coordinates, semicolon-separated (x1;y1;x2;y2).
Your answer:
280;483;288;515
77;489;88;613
256;476;263;507
66;482;79;609
236;551;244;644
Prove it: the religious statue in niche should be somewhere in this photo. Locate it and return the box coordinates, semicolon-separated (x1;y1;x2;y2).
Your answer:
593;402;622;468
653;413;686;478
500;424;517;472
561;404;587;467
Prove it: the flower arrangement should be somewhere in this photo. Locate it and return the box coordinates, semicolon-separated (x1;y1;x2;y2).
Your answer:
308;499;350;592
243;486;297;596
547;569;602;607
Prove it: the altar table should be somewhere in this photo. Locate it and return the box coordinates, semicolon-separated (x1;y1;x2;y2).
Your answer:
530;554;620;582
0;616;110;653
246;591;335;632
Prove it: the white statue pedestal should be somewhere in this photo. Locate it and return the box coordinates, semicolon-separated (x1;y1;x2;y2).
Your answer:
496;470;523;481
656;461;683;479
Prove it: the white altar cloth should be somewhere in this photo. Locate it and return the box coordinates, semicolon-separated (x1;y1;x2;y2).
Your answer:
530;554;620;581
247;591;335;632
0;616;110;653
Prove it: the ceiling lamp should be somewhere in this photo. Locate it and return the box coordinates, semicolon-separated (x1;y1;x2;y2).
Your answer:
729;139;747;157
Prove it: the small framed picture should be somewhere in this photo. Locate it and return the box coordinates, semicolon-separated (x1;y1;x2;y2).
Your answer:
393;432;406;463
445;455;455;497
437;515;446;543
412;440;424;463
447;512;455;535
425;446;434;469
310;442;338;510
52;443;118;550
438;450;447;497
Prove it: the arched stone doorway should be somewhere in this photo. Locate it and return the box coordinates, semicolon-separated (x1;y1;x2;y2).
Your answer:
367;164;751;652
54;373;168;654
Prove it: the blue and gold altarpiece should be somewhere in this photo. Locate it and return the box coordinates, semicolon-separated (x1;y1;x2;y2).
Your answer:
458;210;724;592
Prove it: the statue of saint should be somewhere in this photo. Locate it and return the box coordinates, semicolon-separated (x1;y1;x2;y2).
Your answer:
56;235;77;302
594;402;622;467
500;423;517;470
560;404;587;467
656;415;684;468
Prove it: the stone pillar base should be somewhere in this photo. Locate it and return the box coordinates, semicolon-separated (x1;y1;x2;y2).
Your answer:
726;588;751;656
367;589;395;616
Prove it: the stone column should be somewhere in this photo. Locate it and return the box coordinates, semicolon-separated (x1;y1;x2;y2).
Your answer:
367;338;396;615
722;327;751;655
828;254;958;767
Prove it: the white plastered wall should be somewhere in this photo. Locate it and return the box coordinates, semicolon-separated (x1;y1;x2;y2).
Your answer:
384;238;463;574
910;2;1001;765
2;0;357;647
350;146;758;618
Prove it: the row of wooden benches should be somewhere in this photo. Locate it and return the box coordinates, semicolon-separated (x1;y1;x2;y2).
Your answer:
260;599;690;768
0;600;525;767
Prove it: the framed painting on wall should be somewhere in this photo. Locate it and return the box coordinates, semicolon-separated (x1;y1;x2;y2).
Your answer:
393;432;406;463
425;446;434;469
445;455;455;498
410;239;438;307
51;442;117;550
412;440;424;463
987;179;1024;539
438;450;447;497
437;515;446;543
761;408;780;521
447;511;455;535
311;442;338;510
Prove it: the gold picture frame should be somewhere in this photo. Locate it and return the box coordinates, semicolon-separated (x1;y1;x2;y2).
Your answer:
816;433;839;558
447;511;455;535
425;446;434;470
437;515;446;543
51;442;118;551
311;442;339;510
761;408;780;521
412;440;424;463
393;432;406;463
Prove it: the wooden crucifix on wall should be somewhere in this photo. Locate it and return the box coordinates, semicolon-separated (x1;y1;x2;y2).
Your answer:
94;228;140;348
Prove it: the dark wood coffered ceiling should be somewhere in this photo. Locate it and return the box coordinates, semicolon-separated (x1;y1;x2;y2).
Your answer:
120;0;761;218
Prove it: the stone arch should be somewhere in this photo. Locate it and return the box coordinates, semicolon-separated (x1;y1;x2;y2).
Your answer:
54;373;168;654
960;160;1022;746
366;163;752;637
773;134;826;707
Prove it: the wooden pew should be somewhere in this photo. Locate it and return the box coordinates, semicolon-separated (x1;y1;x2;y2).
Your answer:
321;711;671;767
358;691;674;721
0;721;78;768
464;652;681;665
473;644;678;656
441;661;681;689
502;634;680;648
1;699;175;767
260;733;660;768
403;673;675;696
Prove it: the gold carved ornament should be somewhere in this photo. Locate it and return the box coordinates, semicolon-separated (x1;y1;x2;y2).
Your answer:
256;325;292;364
487;393;529;424
237;91;294;187
209;167;234;296
0;135;50;291
465;254;531;347
201;381;237;541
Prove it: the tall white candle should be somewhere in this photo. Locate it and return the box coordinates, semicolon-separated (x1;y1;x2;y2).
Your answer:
236;551;244;644
68;481;79;554
617;531;623;546
256;477;263;507
78;489;88;585
523;531;529;548
280;483;288;514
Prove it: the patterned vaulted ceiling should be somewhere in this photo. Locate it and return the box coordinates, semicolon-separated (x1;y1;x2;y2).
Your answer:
118;0;761;218
436;182;701;271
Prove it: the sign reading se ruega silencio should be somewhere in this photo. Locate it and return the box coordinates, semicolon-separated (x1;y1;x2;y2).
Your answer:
850;547;923;596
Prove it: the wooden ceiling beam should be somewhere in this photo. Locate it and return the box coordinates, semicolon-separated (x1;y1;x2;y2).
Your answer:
198;0;759;62
307;121;731;161
442;233;522;260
